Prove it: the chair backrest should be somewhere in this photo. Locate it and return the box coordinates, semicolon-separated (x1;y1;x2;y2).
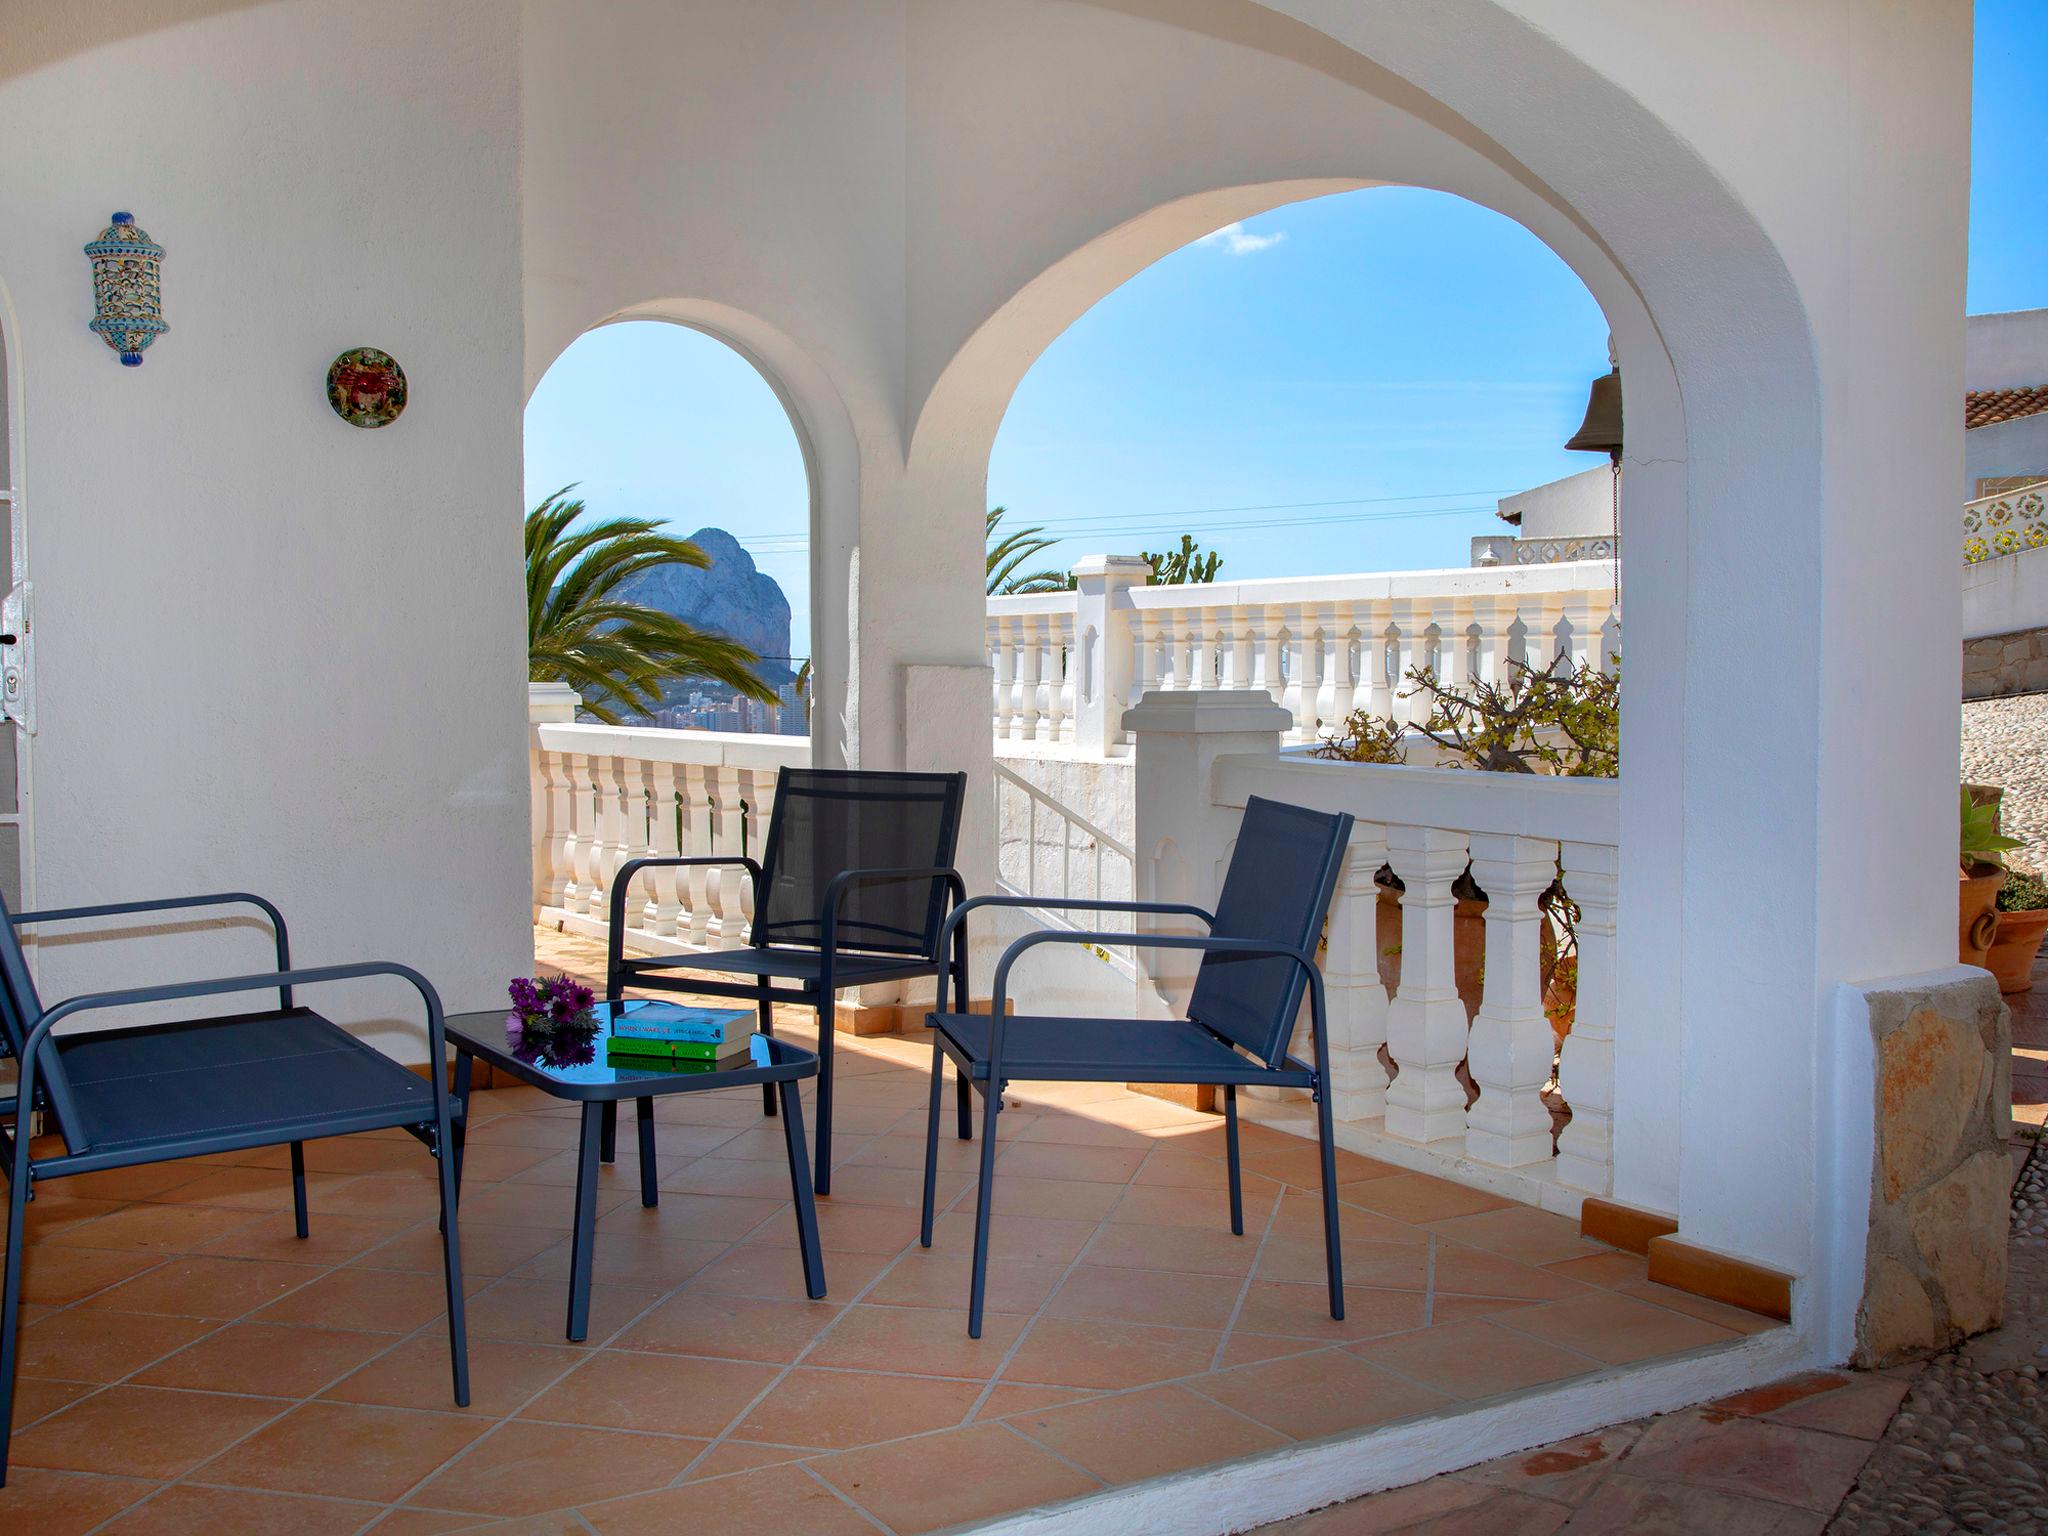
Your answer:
0;888;81;1144
752;768;967;958
1187;795;1354;1066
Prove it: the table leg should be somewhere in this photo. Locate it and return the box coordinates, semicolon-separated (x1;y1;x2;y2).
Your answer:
636;1096;658;1208
450;1052;473;1205
599;1099;617;1164
778;1077;827;1300
567;1102;603;1342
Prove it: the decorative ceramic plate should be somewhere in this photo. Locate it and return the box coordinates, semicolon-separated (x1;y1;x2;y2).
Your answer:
327;347;407;428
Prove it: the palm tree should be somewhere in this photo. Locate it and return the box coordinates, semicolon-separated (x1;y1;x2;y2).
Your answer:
985;506;1069;594
527;486;777;726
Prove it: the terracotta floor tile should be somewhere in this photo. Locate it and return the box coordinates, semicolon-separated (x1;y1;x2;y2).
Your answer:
737;1366;981;1449
451;1182;634;1233
619;1290;845;1362
978;1382;1103;1418
660;1157;801;1202
1002;1316;1222;1390
463;1277;662;1347
47;1164;210;1204
1544;1250;1650;1289
1432;1245;1591;1302
1047;1264;1245;1330
10;1376;98;1428
98;1484;373;1536
847;1131;984;1173
1425;1207;1610;1267
16;1308;214;1384
974;1174;1122;1221
747;1201;923;1256
0;1469;155;1536
143;1166;357;1212
324;1333;572;1416
1233;1279;1428;1343
995;1141;1148;1184
462;1114;585;1150
679;1241;885;1302
1132;1149;1282;1195
805;1301;1027;1377
1763;1374;1909;1439
1079;1222;1260;1276
303;1175;447;1222
1497;1291;1739;1363
1241;1142;1403;1190
581;1461;875;1536
925;1209;1100;1264
802;1161;974;1210
1352;1318;1602;1399
596;1193;784;1242
1106;1182;1277;1231
1339;1172;1515;1224
353;1219;558;1279
1257;1473;1499;1534
1014;1113;1157;1149
1559;1472;1824;1535
252;1265;451;1333
410;1419;702;1517
1274;1191;1432;1245
16;1245;162;1307
513;1128;738;1182
135;1321;400;1397
81;1255;325;1320
20;1196;128;1243
1197;1350;1454;1441
1256;1235;1430;1290
198;1401;488;1502
522;1347;777;1436
45;1203;260;1255
1217;1332;1335;1369
1619;1416;1872;1512
260;1135;439;1177
1010;1382;1287;1483
508;1229;726;1290
1615;1280;1785;1335
12;1384;289;1479
810;1421;1100;1534
864;1251;1068;1313
198;1212;412;1264
1455;1422;1642;1501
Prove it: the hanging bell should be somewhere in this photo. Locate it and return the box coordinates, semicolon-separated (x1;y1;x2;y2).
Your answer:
1565;367;1622;461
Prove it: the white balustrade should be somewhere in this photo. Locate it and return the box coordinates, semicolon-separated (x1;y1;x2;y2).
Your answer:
531;721;808;957
987;559;1617;755
1129;697;1623;1217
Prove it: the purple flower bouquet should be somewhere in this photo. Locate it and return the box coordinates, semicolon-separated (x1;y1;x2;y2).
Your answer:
505;975;600;1068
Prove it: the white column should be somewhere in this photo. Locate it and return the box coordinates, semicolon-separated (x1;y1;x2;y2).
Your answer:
1383;825;1471;1143
1322;826;1393;1121
1070;555;1148;753
1464;833;1561;1167
1556;840;1620;1194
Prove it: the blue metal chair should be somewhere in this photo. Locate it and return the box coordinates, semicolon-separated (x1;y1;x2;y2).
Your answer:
0;890;466;1485
608;767;967;1194
920;795;1354;1336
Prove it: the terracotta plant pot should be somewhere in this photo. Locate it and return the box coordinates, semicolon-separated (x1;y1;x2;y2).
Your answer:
1959;867;2004;968
1987;906;2048;992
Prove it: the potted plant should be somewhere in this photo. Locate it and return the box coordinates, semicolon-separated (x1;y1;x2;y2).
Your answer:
1988;867;2048;992
1960;786;2021;968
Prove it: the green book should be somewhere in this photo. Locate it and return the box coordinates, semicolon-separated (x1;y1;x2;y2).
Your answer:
607;1046;749;1074
606;1033;734;1061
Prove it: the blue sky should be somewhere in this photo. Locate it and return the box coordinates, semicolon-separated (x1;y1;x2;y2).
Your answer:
526;3;2046;663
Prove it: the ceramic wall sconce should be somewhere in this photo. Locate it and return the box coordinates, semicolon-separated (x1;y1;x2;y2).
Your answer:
327;347;407;428
84;212;167;366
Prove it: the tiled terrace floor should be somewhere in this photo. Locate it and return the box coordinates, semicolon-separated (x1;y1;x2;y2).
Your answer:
0;932;1778;1536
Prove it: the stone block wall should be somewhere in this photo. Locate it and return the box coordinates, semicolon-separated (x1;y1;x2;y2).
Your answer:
1963;625;2048;700
1856;970;2013;1366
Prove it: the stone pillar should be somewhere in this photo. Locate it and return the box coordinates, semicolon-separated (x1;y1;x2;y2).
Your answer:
1071;555;1150;755
1852;968;2011;1366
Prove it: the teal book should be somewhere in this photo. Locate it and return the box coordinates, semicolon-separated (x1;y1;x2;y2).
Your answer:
607;1001;750;1046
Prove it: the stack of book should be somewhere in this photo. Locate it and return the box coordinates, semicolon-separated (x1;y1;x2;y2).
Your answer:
605;1003;754;1074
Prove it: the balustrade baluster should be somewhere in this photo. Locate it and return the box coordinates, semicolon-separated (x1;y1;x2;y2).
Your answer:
564;754;597;915
1323;828;1393;1121
1463;833;1561;1167
1279;606;1309;737
1130;609;1162;704
646;761;684;936
1372;621;1400;722
1555;841;1620;1194
990;619;1014;738
710;767;748;943
679;762;713;943
1054;613;1078;741
1044;614;1070;742
538;748;574;912
1383;826;1471;1143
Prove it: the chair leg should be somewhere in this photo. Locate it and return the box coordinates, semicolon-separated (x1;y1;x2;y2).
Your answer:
599;1099;618;1165
434;1118;470;1409
636;1096;658;1208
567;1103;604;1342
967;1077;1002;1339
813;993;834;1197
290;1140;310;1240
758;977;777;1118
778;1076;827;1299
449;1052;472;1211
0;1169;26;1485
1223;1085;1244;1237
956;1069;972;1141
1315;1086;1346;1321
920;1030;946;1248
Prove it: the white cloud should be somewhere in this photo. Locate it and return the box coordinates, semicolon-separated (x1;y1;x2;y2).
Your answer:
1198;221;1285;256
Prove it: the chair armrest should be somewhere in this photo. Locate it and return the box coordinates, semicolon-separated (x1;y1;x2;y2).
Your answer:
935;896;1214;987
608;857;764;985
981;930;1325;1081
12;892;293;1008
819;866;966;965
15;962;454;1152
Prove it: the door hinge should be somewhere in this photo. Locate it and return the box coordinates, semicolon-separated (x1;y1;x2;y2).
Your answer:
1;580;32;734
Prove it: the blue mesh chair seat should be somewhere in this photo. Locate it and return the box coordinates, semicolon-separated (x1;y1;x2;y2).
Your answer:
0;890;466;1487
930;1013;1316;1087
608;768;967;1196
920;795;1354;1337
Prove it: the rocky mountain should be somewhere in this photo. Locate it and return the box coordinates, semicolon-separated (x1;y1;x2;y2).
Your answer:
613;526;795;693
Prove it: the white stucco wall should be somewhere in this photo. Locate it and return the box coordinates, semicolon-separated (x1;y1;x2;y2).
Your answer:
1966;307;2048;393
0;1;531;1051
1496;466;1612;540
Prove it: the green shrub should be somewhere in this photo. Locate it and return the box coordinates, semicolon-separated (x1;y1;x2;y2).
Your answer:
1998;867;2048;912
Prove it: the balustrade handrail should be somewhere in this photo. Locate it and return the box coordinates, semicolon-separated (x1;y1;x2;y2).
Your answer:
534;721;809;767
983;557;1617;617
993;761;1133;863
1962;479;2048;565
1223;754;1619;846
